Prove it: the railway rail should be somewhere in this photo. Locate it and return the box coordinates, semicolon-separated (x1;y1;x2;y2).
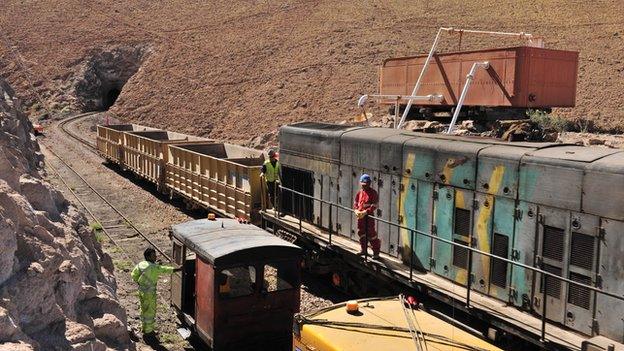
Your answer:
41;115;171;264
57;111;99;150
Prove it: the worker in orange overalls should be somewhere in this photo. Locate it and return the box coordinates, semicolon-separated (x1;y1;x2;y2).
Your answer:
354;174;381;259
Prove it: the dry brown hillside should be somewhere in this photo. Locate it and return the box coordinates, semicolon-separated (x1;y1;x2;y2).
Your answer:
1;1;623;141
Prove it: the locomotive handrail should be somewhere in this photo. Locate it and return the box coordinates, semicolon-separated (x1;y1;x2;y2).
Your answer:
274;184;623;343
275;184;624;302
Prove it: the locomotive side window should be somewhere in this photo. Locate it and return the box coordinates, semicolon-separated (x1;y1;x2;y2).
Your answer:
263;262;296;292
218;266;256;298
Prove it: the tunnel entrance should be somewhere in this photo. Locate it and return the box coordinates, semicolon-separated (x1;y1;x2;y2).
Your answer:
102;88;121;110
74;45;151;112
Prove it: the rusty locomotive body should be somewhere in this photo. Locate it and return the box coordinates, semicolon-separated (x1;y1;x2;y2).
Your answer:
379;46;578;118
170;218;302;350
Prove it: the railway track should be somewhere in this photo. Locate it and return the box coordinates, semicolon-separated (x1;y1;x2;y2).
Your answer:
57;111;99;150
42;114;171;264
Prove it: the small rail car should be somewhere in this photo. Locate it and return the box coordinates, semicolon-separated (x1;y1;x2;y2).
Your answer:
293;296;502;351
169;218;303;350
379;46;578;118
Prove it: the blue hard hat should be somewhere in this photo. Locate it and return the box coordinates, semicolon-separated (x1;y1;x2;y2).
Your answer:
359;174;372;183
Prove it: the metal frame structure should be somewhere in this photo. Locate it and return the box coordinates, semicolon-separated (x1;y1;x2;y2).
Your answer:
395;27;541;129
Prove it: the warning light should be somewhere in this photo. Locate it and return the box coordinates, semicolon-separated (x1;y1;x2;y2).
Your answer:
207;213;216;221
346;300;359;314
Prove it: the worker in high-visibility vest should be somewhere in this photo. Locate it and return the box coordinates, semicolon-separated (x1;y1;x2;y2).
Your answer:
131;248;179;340
261;149;281;210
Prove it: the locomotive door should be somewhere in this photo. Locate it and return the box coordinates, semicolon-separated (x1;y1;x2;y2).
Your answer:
321;174;338;231
399;177;434;270
432;186;473;286
595;218;624;342
337;166;353;238
387;174;402;258
564;212;599;335
488;196;515;302
171;240;185;310
510;201;538;309
377;171;397;256
471;193;494;294
313;173;322;226
535;207;569;323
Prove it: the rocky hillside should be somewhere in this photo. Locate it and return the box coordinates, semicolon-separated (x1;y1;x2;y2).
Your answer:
0;80;131;350
0;1;622;141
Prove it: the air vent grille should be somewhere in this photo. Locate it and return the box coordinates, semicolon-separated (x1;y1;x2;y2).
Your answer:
491;233;509;288
541;264;562;298
568;272;592;309
570;232;595;270
543;226;565;262
454;208;471;237
452;239;469;269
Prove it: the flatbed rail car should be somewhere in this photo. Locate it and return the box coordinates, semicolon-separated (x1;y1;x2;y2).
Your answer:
165;143;264;221
170;218;302;351
294;296;503;351
379;46;578;116
268;121;624;350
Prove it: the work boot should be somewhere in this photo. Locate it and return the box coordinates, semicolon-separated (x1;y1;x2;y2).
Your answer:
143;331;158;343
372;253;381;260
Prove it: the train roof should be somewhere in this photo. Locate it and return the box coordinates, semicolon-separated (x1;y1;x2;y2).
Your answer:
296;297;502;351
171;219;302;266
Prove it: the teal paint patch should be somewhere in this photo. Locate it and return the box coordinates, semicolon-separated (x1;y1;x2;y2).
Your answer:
414;181;433;270
490;197;515;301
449;159;476;189
518;167;540;202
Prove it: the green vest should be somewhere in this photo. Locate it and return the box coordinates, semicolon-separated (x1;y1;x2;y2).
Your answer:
264;160;280;182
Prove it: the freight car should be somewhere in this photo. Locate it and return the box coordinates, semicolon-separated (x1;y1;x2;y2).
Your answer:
96;124;264;221
272;122;624;350
379;46;578;119
169;218;302;350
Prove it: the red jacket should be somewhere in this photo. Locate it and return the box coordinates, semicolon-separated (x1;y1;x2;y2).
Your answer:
354;187;378;215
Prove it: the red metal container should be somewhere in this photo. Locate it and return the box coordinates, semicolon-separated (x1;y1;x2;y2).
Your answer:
379;46;578;108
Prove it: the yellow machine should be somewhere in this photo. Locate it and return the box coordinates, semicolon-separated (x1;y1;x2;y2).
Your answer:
293;296;502;351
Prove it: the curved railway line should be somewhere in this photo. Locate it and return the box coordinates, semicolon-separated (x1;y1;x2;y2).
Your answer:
42;113;172;264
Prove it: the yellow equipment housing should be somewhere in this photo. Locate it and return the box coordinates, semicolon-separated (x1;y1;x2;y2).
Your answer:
293;297;502;351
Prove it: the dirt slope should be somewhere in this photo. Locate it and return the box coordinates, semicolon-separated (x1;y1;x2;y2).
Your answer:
1;1;623;141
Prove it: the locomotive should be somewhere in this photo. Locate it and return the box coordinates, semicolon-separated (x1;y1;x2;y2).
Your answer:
276;122;624;349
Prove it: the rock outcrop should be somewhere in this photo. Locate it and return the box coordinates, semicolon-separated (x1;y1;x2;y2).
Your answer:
0;79;132;350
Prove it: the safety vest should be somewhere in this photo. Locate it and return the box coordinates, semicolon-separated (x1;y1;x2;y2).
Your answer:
131;261;174;294
264;160;280;182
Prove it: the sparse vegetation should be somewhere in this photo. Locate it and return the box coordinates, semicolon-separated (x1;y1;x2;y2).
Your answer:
527;109;571;133
90;221;103;231
90;222;106;242
113;259;133;272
